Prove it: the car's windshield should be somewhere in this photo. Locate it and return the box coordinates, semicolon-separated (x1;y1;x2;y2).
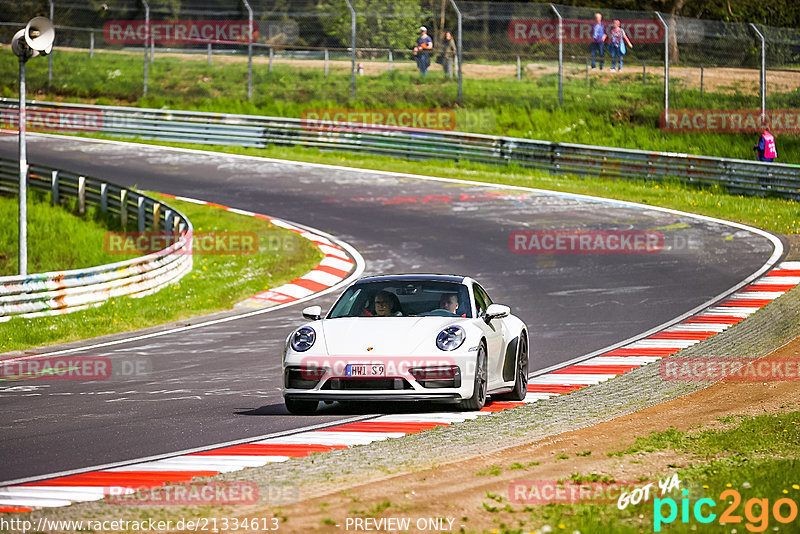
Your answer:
328;280;472;319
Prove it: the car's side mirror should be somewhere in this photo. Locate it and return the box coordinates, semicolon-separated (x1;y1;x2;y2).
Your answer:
302;305;323;321
484;303;510;322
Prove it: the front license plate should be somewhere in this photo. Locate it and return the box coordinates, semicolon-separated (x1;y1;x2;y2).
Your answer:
346;364;385;377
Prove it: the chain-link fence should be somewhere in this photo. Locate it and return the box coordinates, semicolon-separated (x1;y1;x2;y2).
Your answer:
2;1;799;128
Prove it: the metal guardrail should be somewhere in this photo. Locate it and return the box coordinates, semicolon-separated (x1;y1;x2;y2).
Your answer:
0;157;193;321
1;99;798;200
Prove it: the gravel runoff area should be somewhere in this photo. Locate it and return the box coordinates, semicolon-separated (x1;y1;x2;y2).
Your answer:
24;244;800;529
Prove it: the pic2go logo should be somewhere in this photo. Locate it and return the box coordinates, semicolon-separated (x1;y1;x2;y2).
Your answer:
654;489;799;532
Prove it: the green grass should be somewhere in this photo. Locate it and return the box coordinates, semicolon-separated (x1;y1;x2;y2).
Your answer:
4;48;799;161
615;412;800;459
495;412;800;534
69;137;800;236
0;193;322;352
0;190;137;276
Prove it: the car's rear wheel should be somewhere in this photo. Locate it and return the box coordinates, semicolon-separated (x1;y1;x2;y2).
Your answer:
459;343;487;411
285;398;318;415
497;332;528;401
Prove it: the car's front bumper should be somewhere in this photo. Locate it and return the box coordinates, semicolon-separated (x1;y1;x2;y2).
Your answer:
284;392;462;403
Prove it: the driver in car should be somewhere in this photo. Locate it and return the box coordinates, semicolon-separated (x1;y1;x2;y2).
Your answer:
439;293;459;314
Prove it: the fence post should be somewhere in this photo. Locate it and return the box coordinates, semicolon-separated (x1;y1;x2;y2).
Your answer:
150;37;154;63
655;12;669;119
137;197;146;233
344;0;356;100
48;0;54;85
51;170;59;206
325;48;329;77
269;46;274;72
642;61;646;85
517;56;521;81
100;182;108;212
153;202;161;231
141;0;149;97
550;4;563;106
242;0;253;101
388;49;392;72
77;176;86;215
120;189;128;227
749;23;766;120
207;43;212;65
585;57;589;87
700;64;704;93
449;0;462;103
90;30;95;58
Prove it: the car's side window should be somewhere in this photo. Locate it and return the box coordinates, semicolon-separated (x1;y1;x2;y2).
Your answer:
476;284;493;306
473;284;489;316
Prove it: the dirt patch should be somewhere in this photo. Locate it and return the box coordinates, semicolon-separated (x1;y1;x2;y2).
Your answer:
267;336;800;533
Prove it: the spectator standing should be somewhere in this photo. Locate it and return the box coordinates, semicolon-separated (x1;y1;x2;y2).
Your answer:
413;26;434;77
441;31;457;78
590;13;606;70
608;20;633;72
754;126;778;162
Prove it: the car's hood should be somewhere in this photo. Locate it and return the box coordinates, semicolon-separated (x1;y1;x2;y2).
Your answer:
320;316;470;356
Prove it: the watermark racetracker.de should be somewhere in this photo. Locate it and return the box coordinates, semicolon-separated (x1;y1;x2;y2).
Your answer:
508;229;705;255
301;107;496;134
660;357;800;382
660;109;800;134
0;356;152;381
103;231;297;256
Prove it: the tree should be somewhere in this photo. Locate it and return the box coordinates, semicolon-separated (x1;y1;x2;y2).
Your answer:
318;0;425;54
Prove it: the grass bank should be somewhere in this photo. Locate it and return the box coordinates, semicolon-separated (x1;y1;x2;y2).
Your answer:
3;48;799;160
0;193;322;352
515;412;800;533
0;190;136;276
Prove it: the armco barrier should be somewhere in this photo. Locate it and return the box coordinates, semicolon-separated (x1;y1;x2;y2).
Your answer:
0;157;193;322
1;99;798;200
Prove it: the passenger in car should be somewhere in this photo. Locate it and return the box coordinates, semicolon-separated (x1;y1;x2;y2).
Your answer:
370;291;403;317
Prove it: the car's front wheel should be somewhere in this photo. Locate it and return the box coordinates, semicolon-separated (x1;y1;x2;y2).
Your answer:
497;332;528;401
285;398;319;415
458;343;487;411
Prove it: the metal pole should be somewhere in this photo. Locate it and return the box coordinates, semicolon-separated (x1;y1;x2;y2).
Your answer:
449;0;462;103
242;0;253;101
269;46;273;72
207;43;211;65
585;57;589;87
344;0;356;100
48;0;54;85
142;0;149;97
324;48;329;77
750;23;766;119
150;36;154;63
18;59;27;276
642;61;646;85
517;55;521;81
90;30;95;58
700;64;704;93
388;49;392;72
550;4;563;106
655;12;669;118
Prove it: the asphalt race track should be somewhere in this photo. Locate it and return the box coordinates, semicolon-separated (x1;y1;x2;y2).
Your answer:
0;135;779;483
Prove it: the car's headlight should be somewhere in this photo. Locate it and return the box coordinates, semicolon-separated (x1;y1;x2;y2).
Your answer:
291;326;316;352
436;326;465;351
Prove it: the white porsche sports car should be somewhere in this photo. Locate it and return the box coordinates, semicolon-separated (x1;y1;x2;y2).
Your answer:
282;274;529;414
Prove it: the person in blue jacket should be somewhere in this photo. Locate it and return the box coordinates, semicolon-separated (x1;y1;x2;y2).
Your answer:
413;26;434;77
